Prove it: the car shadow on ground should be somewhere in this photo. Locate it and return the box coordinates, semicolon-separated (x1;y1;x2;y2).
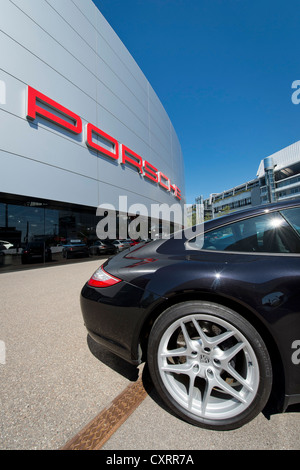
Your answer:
86;335;187;421
87;334;140;382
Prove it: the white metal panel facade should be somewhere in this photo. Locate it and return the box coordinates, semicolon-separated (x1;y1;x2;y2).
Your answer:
0;0;185;212
257;141;300;178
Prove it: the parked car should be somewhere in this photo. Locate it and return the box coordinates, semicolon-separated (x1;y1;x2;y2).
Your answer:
89;240;118;256
0;243;9;266
128;239;141;246
81;198;300;430
0;240;14;249
111;240;131;252
21;242;52;264
62;239;89;259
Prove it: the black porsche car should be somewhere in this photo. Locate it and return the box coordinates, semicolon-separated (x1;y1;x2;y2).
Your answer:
80;198;300;430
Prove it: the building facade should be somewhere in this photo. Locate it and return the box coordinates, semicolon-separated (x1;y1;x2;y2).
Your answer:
257;141;300;204
199;141;300;219
0;0;185;253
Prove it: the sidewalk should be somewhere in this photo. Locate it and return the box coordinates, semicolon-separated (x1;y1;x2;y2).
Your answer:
0;259;131;449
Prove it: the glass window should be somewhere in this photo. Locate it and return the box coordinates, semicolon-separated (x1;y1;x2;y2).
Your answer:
281;207;300;236
0;195;101;252
189;212;300;253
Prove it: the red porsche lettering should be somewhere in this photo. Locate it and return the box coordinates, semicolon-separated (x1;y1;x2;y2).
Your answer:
27;86;82;135
121;145;143;173
144;160;159;183
86;123;119;160
26;86;181;199
158;172;170;190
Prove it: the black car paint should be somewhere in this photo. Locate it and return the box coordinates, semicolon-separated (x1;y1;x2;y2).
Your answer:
81;199;300;410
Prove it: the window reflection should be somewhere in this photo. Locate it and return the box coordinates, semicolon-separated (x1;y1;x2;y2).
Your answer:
189;211;300;254
0;194;100;269
282;208;300;236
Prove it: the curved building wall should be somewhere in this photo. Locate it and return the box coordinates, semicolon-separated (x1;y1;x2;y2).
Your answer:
0;0;185;215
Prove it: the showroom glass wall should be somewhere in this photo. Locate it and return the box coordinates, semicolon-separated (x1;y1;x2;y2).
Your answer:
0;194;98;245
0;193;178;271
0;193;100;270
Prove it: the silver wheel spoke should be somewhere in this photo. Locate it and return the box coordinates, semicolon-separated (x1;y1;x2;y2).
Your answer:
225;364;254;392
188;375;197;410
207;329;235;347
180;321;194;353
191;318;209;345
192;318;235;348
161;362;192;375
160;347;187;358
221;341;245;363
214;375;247;403
201;379;214;416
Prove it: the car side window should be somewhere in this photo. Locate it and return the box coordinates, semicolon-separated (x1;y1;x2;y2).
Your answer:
281;207;300;236
189;212;300;253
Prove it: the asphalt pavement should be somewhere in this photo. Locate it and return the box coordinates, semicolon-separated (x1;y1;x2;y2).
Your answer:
0;259;299;450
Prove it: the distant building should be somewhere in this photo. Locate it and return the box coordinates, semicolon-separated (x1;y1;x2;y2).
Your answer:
198;141;300;219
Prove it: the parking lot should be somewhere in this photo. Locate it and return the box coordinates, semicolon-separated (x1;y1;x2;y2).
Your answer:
0;259;299;450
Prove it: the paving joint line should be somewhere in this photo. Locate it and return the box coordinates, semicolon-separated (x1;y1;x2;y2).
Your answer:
61;376;148;450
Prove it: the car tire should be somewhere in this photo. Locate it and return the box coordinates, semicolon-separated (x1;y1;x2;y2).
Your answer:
147;301;272;430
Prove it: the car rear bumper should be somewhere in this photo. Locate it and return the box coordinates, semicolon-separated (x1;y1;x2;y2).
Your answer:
80;282;147;365
282;393;300;411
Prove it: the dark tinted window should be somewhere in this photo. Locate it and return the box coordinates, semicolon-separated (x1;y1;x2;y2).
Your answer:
281;207;300;236
189;212;300;253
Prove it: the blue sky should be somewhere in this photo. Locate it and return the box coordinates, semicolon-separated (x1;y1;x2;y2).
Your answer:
93;0;300;204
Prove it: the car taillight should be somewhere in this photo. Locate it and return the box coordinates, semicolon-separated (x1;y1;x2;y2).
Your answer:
88;266;121;288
